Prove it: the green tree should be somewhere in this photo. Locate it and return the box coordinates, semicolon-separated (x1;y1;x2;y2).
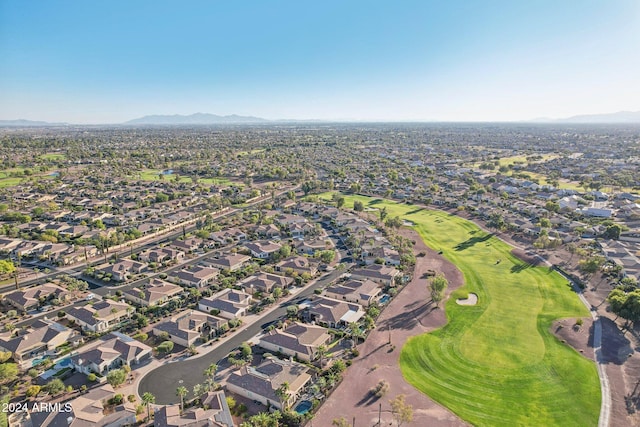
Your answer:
0;260;15;275
44;378;65;395
142;392;155;421
26;385;41;397
390;394;414;427
602;224;622;240
106;368;127;387
275;381;290;410
332;416;350;427
429;274;448;308
0;363;18;383
176;386;188;412
353;200;364;211
0;351;11;363
241;411;282;427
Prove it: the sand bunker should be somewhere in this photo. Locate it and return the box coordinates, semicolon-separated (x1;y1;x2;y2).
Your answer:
456;293;478;306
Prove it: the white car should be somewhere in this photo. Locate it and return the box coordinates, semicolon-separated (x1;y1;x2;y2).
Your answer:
85;293;95;301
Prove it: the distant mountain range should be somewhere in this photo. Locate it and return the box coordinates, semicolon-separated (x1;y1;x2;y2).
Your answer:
0;119;68;127
530;110;640;124
124;113;268;125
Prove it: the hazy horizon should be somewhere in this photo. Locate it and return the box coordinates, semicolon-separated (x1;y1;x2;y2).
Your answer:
1;1;639;124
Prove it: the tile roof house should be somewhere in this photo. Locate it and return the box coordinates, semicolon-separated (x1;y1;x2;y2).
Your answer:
208;227;247;245
304;296;365;328
205;253;252;271
0;319;80;367
3;283;70;312
152;310;225;347
198;289;252;319
275;256;319;276
350;264;400;287
172;266;220;288
244;240;282;259
66;300;133;333
122;279;183;307
258;322;331;362
28;383;137;427
154;390;234;427
324;279;382;307
70;332;152;376
240;272;294;295
226;357;312;411
100;259;146;282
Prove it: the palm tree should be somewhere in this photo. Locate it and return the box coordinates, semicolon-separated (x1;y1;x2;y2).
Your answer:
141;392;155;422
204;363;218;391
349;322;364;348
275;382;290;411
176;386;188;412
316;344;327;369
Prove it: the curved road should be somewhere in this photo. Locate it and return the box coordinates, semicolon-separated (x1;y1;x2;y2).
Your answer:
138;266;349;404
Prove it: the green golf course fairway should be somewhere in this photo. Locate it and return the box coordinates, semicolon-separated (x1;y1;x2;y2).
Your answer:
324;194;600;426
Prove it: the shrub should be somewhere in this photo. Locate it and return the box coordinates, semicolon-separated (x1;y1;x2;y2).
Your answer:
26;385;41;397
87;373;97;382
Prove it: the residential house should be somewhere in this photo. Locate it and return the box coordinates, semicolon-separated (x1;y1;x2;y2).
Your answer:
295;238;333;255
364;246;401;266
304;296;365;328
122;279;183;307
198;289;252;319
205;253;251;272
28;383;137;427
253;224;281;239
240;272;293;295
324;279;382;307
208;227;247;245
139;247;185;264
275;256;318;276
258;322;330;362
350;264;400;287
152;309;224;347
0;319;80;367
100;259;146;282
3;283;70;312
226;357;312;410
70;332;152;375
154;390;234;427
172;266;220;288
172;237;204;253
244;240;282;259
66;300;133;333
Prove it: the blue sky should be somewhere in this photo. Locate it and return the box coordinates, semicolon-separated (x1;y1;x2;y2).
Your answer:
1;0;639;123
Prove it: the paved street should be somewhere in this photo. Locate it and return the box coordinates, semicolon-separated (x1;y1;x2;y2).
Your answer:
137;265;349;404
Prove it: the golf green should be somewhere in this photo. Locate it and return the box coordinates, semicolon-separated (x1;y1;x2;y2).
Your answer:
333;194;600;426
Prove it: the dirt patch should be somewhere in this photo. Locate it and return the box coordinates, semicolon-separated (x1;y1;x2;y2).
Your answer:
551;317;595;360
313;227;469;427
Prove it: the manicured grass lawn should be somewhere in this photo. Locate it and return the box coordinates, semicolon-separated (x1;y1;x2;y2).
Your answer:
0;177;23;188
335;194;601;426
41;153;66;161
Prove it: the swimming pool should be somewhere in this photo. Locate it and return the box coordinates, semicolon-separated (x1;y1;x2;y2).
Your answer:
294;400;312;415
379;294;391;304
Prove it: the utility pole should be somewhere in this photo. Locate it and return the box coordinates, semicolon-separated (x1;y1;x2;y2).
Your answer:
378;402;382;426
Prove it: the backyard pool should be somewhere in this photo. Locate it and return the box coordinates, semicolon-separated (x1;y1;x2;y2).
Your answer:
294;400;312;415
379;294;391;304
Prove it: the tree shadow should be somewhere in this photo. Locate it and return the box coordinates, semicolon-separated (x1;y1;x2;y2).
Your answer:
511;263;531;273
378;301;434;331
405;207;424;215
356;390;382;407
369;199;385;206
600;317;634;365
454;233;494;251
